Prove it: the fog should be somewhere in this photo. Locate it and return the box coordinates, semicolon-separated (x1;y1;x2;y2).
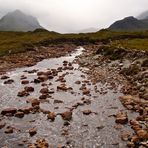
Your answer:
0;0;148;33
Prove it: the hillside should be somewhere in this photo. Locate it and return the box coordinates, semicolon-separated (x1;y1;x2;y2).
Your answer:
108;16;148;31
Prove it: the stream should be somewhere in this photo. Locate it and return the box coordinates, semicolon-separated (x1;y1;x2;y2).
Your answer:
0;47;136;148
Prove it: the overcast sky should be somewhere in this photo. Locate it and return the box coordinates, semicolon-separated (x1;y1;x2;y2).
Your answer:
0;0;148;33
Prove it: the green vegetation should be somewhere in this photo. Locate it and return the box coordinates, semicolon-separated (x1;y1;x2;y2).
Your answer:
109;38;148;51
0;29;148;56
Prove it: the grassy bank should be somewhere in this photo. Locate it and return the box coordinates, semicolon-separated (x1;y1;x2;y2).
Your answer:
0;29;148;56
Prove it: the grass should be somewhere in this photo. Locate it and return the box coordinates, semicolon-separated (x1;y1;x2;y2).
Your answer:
0;29;148;56
109;38;148;51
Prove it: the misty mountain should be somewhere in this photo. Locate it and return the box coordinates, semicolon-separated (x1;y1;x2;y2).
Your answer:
138;10;148;20
0;10;43;32
108;16;148;31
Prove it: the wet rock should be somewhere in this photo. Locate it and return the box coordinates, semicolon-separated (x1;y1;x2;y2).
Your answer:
28;138;49;148
38;75;48;82
0;121;6;129
24;86;34;92
48;75;54;79
37;71;45;76
29;128;37;137
57;84;69;91
5;126;13;134
121;131;132;141
18;106;33;114
82;89;90;95
31;99;40;107
47;112;56;121
61;111;72;121
39;94;48;100
1;108;17;116
34;78;41;83
82;109;92;115
48;89;54;94
15;111;24;118
54;100;63;104
1;75;9;80
63;121;70;126
136;129;148;139
40;88;49;94
21;80;29;85
83;99;91;105
4;79;14;84
75;81;81;84
115;112;128;124
17;90;29;97
20;75;27;80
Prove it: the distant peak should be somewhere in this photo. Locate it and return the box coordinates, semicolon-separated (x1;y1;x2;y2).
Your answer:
123;16;136;20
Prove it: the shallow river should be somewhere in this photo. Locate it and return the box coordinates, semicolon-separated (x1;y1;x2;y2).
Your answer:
0;47;136;148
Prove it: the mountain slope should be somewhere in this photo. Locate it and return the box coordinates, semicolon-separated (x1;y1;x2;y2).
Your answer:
0;10;43;32
138;10;148;20
108;16;148;31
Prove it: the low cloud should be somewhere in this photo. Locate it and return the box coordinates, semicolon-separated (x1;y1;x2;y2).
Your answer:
0;0;148;33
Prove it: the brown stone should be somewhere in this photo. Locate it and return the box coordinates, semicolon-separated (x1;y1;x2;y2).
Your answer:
82;89;90;95
82;109;92;115
39;94;48;100
0;121;6;129
18;106;33;114
21;80;29;85
61;111;72;121
4;79;14;84
28;138;49;148
17;90;29;97
38;75;48;82
115;112;128;124
1;108;17;116
121;131;131;141
24;86;34;92
57;84;68;91
40;88;49;94
136;129;148;139
54;100;63;104
1;75;9;80
47;112;56;121
15;111;24;118
31;99;40;107
29;128;37;136
5;126;13;134
48;75;54;79
37;71;45;76
75;81;81;84
34;78;41;83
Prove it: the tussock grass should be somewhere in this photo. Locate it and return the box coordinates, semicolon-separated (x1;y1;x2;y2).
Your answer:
0;29;148;56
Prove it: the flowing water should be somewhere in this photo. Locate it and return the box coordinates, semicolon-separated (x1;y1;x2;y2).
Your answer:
0;47;136;148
